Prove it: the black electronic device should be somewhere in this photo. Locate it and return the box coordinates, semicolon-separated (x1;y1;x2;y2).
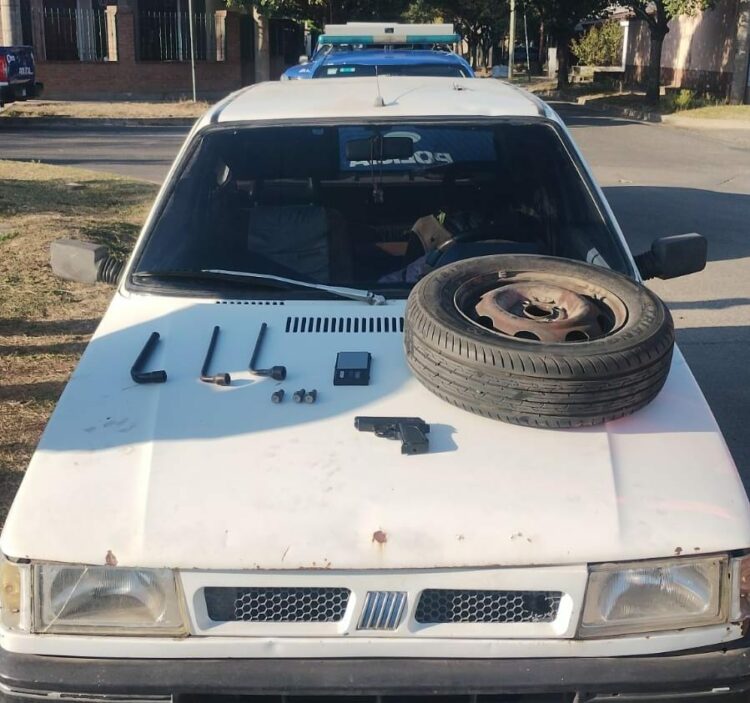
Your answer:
334;351;372;386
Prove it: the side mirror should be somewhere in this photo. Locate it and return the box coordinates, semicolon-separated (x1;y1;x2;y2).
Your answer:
50;239;123;285
634;233;707;280
298;54;309;64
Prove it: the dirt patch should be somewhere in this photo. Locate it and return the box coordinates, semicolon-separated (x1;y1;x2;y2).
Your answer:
1;99;210;120
0;160;156;527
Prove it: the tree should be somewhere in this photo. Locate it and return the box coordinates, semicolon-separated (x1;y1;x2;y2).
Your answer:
622;0;712;104
426;0;508;69
223;0;320;81
531;0;608;88
571;20;622;66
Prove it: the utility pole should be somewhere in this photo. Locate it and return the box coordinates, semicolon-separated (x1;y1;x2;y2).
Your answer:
523;2;531;79
187;0;197;102
508;0;516;80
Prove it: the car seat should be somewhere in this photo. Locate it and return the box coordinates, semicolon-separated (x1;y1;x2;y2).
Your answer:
247;179;352;284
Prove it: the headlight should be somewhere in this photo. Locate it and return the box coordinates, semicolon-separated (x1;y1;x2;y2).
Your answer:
33;564;186;635
580;556;728;637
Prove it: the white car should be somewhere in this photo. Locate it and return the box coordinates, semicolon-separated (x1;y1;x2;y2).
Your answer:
2;77;749;702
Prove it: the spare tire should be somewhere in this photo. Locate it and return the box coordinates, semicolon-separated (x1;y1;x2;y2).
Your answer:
404;255;674;428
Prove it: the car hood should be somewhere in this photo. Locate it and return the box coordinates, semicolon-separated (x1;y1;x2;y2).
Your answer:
3;293;749;569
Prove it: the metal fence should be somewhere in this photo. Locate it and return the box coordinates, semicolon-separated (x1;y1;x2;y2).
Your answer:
43;7;109;62
138;11;214;62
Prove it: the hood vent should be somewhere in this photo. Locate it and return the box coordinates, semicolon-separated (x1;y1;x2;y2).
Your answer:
215;300;285;305
285;316;404;334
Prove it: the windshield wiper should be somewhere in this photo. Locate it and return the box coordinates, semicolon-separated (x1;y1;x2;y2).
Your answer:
133;269;386;305
204;270;387;305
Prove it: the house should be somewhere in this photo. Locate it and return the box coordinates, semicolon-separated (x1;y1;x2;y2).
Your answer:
622;0;750;103
0;0;303;99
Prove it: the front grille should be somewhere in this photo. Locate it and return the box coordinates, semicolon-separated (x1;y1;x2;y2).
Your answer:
357;591;408;630
415;589;562;624
205;587;351;623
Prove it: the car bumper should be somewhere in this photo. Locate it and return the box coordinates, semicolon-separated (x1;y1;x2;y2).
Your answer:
2;644;750;703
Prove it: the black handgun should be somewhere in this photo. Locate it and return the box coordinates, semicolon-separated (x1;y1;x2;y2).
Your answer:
354;416;430;455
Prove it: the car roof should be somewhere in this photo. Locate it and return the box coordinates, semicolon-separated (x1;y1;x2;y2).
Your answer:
319;49;467;67
208;77;549;125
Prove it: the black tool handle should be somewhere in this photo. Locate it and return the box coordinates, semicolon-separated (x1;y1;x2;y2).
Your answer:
249;323;287;380
131;332;167;384
249;322;268;371
200;326;231;386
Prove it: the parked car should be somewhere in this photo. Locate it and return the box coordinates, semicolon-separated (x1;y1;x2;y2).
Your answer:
2;76;749;701
0;45;40;106
513;44;540;64
282;22;473;80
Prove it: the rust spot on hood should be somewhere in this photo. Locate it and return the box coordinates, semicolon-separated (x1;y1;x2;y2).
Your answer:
372;530;387;545
105;550;118;566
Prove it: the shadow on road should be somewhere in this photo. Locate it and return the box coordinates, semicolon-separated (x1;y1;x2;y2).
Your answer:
604;186;750;263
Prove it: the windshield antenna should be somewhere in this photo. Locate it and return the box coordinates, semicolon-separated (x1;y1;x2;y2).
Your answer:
374;65;385;107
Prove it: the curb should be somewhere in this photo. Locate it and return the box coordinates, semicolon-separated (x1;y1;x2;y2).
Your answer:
532;91;663;123
0;116;196;128
574;97;662;123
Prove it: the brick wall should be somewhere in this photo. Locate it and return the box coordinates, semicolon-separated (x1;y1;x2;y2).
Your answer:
36;7;244;100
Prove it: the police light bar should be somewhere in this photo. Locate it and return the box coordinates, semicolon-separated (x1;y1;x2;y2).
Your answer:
320;23;459;46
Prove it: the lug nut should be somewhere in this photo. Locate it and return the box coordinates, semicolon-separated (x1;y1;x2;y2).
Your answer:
304;389;317;404
271;389;285;404
292;388;306;403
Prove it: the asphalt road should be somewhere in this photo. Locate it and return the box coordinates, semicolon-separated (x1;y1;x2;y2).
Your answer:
1;109;748;482
0;124;185;183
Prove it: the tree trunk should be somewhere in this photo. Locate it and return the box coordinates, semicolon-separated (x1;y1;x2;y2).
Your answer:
538;20;545;66
645;27;666;104
556;32;570;89
253;6;270;83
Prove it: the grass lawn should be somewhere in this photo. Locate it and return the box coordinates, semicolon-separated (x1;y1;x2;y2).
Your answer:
0;99;210;120
0;160;157;526
673;105;750;121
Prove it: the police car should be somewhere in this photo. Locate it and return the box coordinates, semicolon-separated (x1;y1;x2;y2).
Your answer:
281;23;473;80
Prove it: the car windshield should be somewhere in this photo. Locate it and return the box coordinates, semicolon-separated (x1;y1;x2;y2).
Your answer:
132;121;631;295
313;63;469;78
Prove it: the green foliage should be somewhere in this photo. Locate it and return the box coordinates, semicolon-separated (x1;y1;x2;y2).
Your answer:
530;0;608;38
226;0;416;21
662;89;715;112
571;21;622;66
402;0;442;22
673;88;697;109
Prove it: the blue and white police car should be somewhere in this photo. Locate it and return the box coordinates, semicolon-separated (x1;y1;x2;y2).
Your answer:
281;23;474;81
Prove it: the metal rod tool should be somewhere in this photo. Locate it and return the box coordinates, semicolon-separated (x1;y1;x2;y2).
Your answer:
131;332;167;384
249;323;286;381
200;326;231;386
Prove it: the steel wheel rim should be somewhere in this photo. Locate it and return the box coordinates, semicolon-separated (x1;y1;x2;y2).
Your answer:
454;270;629;343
